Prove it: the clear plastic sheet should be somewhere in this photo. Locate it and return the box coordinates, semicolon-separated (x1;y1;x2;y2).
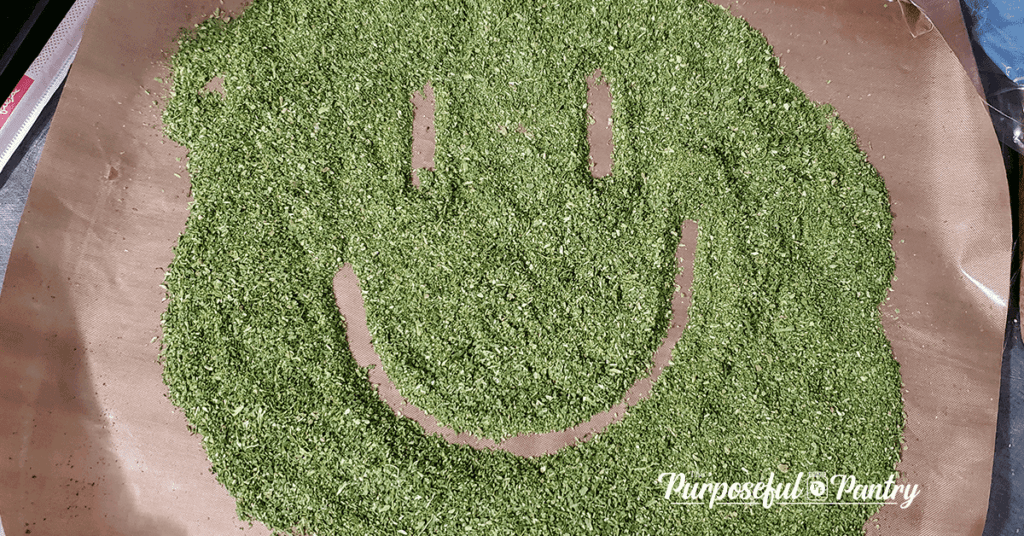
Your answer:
901;1;1022;156
962;4;1023;157
898;0;938;38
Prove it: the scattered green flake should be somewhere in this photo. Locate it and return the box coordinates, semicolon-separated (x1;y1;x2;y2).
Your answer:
160;1;902;535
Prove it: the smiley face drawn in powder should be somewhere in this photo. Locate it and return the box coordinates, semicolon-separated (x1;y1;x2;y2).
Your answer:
161;2;901;534
332;70;699;441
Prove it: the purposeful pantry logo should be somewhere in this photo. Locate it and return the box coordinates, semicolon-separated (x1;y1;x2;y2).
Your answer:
657;471;921;509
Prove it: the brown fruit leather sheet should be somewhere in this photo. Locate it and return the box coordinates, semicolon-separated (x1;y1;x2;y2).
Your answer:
0;0;1010;534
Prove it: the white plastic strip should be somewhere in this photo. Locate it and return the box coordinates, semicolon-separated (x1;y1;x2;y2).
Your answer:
0;0;97;172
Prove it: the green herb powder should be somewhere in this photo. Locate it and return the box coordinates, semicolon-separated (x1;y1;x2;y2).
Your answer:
160;0;902;534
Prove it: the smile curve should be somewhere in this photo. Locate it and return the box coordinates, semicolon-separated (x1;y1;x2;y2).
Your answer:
332;219;697;457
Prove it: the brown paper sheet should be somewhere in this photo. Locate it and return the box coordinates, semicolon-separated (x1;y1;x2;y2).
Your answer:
0;0;270;534
0;0;1010;534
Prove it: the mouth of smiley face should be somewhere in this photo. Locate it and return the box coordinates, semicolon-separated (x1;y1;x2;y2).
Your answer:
336;73;699;445
332;221;695;455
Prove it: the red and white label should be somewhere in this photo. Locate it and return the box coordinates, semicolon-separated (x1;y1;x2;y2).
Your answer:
0;75;35;129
